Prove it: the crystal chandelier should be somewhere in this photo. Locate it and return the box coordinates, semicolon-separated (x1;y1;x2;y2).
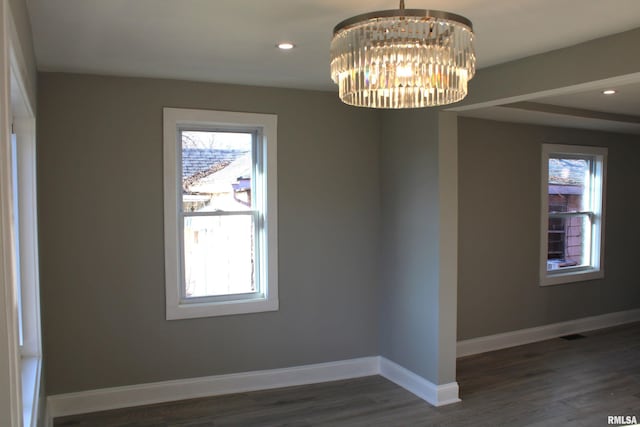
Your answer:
330;0;476;109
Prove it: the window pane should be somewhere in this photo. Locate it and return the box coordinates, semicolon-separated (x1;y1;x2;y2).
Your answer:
181;131;253;213
11;134;24;346
547;214;591;271
183;215;255;298
547;217;566;260
547;156;592;271
548;157;589;213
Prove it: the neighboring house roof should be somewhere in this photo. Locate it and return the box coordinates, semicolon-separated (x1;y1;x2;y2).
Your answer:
189;153;252;196
182;148;249;190
549;158;586;186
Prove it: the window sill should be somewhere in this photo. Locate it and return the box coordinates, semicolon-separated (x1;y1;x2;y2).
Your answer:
21;356;41;427
167;296;279;320
540;268;604;286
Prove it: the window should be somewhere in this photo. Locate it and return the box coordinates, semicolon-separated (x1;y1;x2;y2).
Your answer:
163;108;278;319
8;117;42;427
540;144;606;286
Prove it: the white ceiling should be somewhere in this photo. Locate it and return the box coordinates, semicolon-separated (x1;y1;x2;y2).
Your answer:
459;104;640;135
459;78;640;135
25;0;640;92
533;82;640;117
24;0;640;134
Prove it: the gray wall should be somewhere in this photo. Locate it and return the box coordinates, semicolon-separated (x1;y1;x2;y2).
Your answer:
37;72;382;394
458;117;640;340
379;109;442;383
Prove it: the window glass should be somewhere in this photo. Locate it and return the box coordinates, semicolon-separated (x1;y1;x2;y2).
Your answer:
183;215;255;298
10;133;24;347
547;157;590;270
180;130;257;299
181;131;253;213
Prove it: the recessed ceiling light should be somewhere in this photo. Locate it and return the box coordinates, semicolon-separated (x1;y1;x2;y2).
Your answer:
602;89;616;95
277;42;295;50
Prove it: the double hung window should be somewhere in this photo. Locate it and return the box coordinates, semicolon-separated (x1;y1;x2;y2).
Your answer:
163;108;278;319
540;144;606;286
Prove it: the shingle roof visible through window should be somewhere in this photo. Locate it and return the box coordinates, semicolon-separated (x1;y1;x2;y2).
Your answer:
182;148;248;181
549;158;586;186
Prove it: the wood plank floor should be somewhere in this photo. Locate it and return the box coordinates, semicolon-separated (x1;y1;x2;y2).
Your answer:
55;322;640;426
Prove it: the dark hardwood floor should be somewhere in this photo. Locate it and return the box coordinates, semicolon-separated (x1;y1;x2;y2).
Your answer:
55;322;640;426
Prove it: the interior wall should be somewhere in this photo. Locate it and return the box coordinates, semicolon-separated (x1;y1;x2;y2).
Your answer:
458;117;640;340
379;109;442;383
37;72;382;395
437;112;458;384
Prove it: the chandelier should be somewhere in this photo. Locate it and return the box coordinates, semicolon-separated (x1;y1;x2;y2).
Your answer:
330;0;476;109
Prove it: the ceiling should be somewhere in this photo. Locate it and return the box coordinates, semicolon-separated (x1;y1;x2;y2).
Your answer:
24;0;640;133
534;82;640;117
459;79;640;135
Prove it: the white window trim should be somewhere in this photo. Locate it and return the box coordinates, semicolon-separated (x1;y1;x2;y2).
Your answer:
0;99;22;427
539;143;607;286
163;108;278;320
0;9;42;426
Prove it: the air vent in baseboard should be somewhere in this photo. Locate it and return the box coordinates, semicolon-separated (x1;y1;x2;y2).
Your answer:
560;334;586;340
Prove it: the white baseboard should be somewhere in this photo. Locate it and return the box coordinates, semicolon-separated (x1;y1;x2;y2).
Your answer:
46;355;463;423
379;357;460;407
47;357;380;421
457;308;640;358
48;309;639;424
